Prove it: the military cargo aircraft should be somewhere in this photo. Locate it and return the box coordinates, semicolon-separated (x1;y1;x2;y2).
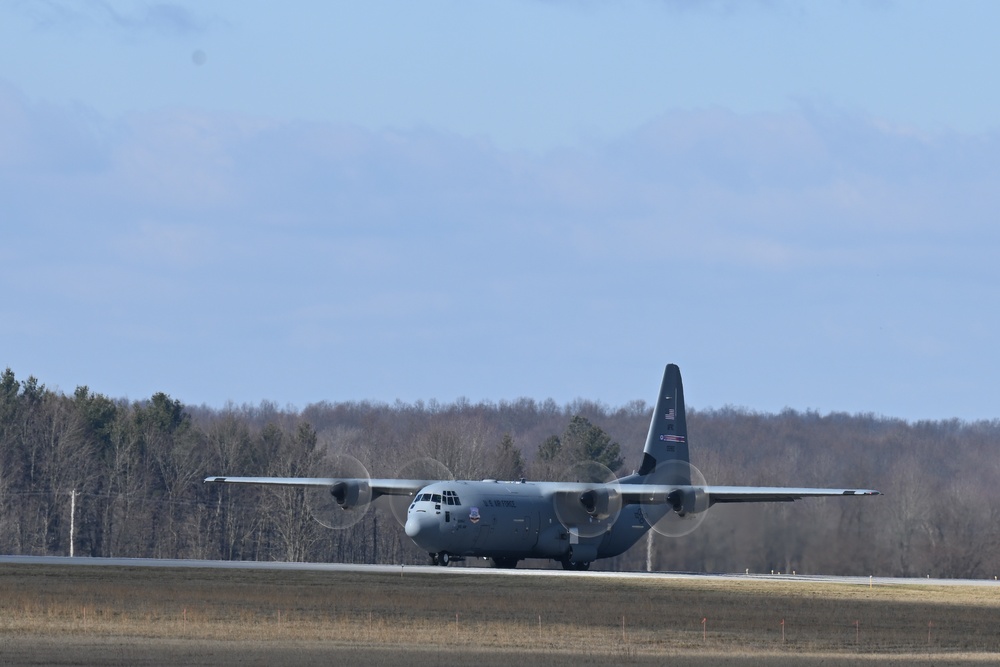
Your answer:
206;364;879;570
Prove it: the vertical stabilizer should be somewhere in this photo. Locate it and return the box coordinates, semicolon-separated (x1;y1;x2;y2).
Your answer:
637;364;690;480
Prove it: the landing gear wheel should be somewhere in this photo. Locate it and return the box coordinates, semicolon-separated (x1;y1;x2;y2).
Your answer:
491;557;518;569
560;559;591;571
437;551;451;567
429;552;439;566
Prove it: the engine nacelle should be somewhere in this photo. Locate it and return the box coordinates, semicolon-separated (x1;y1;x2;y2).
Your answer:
667;487;708;517
330;480;370;509
579;487;619;519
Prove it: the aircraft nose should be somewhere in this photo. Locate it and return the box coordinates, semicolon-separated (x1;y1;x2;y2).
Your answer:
404;511;433;539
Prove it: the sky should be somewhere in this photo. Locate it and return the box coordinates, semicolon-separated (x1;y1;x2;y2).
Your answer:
2;0;999;421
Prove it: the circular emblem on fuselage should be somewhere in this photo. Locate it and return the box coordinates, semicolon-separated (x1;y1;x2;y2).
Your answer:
469;506;480;524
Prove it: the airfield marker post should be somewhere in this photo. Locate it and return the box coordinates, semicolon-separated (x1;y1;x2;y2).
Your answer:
780;618;785;643
702;617;706;641
646;532;653;572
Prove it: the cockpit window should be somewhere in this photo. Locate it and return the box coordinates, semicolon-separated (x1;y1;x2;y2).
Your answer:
431;494;442;504
442;489;462;505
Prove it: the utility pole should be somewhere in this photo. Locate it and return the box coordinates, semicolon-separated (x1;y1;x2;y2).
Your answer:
69;489;76;558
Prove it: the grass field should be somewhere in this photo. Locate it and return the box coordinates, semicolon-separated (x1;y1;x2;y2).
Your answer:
1;564;998;666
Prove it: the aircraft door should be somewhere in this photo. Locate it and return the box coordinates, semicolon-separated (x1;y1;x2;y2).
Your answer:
526;512;538;546
511;512;538;548
472;513;493;549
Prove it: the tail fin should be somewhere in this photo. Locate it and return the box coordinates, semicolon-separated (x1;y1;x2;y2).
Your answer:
637;364;690;480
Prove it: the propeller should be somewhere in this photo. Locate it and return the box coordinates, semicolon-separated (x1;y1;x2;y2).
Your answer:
307;452;372;530
640;459;710;538
388;457;454;526
552;460;623;539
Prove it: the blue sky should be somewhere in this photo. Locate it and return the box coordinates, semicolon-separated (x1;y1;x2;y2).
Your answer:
2;1;999;421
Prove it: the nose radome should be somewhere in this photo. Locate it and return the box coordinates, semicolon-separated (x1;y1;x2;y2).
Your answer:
404;514;420;538
404;511;432;539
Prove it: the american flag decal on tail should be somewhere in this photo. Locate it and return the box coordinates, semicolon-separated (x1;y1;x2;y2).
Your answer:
660;434;685;443
665;408;675;420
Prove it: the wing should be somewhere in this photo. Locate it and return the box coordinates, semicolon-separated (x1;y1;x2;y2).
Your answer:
204;476;429;500
704;486;880;503
620;483;880;506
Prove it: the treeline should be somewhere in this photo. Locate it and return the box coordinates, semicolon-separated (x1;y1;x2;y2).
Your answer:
1;368;997;577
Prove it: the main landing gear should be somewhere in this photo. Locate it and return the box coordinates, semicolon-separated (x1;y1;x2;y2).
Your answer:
491;556;519;569
560;558;591;571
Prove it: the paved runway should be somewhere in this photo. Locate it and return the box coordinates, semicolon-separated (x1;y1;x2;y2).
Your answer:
1;554;997;588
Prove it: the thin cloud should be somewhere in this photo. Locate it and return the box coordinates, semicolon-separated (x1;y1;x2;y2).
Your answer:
15;0;216;36
533;0;799;16
5;81;999;275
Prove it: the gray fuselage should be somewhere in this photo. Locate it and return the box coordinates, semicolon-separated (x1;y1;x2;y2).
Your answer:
403;478;659;564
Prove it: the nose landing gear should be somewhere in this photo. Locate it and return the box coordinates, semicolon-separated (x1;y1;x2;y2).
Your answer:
429;551;454;566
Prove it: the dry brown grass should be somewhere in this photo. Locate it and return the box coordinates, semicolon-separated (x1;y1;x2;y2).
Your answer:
0;564;998;665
